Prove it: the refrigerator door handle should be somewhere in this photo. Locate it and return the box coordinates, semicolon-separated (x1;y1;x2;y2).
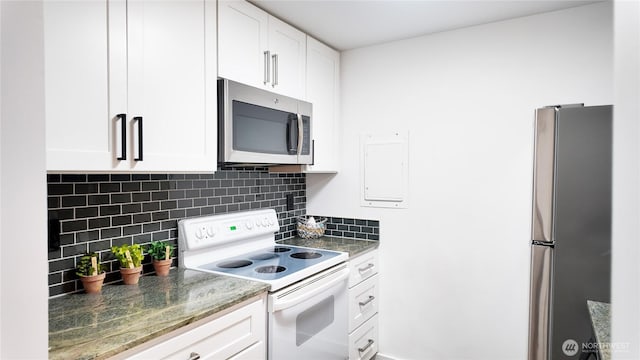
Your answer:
532;107;556;243
528;245;554;360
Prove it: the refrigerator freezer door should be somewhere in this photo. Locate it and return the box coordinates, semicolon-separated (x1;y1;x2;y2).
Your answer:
550;105;612;359
531;107;556;244
528;244;553;360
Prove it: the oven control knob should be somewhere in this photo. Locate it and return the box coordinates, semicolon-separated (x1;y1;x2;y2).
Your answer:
262;218;268;226
206;226;216;237
195;228;204;239
245;221;253;230
255;220;261;227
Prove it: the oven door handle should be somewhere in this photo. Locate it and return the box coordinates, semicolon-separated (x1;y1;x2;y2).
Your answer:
270;267;349;312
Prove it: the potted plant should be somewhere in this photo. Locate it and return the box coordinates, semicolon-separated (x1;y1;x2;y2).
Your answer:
76;252;106;294
111;244;144;285
147;241;174;277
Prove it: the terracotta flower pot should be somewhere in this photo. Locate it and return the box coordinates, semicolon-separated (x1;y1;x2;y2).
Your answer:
153;259;172;277
120;266;142;285
79;272;106;294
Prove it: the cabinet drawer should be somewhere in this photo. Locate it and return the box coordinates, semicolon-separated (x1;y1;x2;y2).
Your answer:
348;274;379;332
349;314;379;360
228;340;265;360
348;250;378;288
125;297;265;360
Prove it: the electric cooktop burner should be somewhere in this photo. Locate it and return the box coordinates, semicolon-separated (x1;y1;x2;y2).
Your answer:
250;253;279;261
290;251;322;259
218;260;253;268
270;246;292;253
255;265;287;273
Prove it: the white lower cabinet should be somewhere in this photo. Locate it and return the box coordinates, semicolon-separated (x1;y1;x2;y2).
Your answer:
349;274;379;331
348;250;379;360
116;295;266;360
349;314;379;360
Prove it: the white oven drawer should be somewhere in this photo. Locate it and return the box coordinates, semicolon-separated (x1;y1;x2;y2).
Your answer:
349;314;379;360
348;274;379;332
348;250;378;288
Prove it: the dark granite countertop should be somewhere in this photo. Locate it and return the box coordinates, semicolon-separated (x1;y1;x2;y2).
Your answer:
49;268;269;360
587;300;611;360
278;236;379;257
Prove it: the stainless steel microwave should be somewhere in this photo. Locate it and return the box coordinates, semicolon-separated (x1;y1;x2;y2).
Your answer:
218;78;313;166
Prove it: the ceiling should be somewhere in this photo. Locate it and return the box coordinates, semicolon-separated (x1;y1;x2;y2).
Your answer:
250;0;604;51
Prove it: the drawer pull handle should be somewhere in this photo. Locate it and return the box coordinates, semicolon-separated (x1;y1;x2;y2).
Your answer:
188;352;201;360
358;339;375;353
359;295;375;307
358;263;375;273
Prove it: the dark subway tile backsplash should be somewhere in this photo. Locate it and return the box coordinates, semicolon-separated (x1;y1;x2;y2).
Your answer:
312;216;380;241
47;169;306;297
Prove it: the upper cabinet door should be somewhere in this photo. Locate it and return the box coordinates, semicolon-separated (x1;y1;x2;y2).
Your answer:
305;36;340;173
45;0;216;172
125;0;217;172
44;1;115;171
267;16;306;99
218;0;306;99
218;0;269;89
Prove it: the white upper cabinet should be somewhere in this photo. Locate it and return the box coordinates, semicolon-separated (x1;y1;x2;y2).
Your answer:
217;0;269;91
266;16;306;98
305;36;341;173
45;0;217;172
218;0;306;99
44;1;113;171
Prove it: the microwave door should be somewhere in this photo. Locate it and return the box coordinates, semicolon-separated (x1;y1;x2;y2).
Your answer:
227;100;299;164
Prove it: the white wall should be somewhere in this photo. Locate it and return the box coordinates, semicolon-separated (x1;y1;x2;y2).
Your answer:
0;1;49;358
307;3;613;359
612;1;640;359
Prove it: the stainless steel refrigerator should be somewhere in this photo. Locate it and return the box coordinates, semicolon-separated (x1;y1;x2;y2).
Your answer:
528;104;612;360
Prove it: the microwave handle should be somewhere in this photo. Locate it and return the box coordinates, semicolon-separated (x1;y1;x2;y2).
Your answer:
297;114;304;155
286;116;298;154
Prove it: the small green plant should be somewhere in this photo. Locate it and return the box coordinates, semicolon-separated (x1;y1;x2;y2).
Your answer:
111;244;144;268
76;252;105;277
147;241;174;261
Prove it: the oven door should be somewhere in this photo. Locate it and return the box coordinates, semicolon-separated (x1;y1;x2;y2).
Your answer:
268;265;349;360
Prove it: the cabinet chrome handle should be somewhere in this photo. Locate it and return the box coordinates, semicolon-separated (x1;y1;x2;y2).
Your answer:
133;116;143;161
272;53;278;87
263;51;271;85
358;263;375;273
358;339;375;353
187;352;200;360
359;295;375;307
115;113;127;160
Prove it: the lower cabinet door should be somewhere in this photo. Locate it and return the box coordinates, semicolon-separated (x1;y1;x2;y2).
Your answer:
349;314;379;360
124;297;265;360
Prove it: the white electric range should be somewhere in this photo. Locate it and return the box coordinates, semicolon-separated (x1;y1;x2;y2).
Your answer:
177;209;349;360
